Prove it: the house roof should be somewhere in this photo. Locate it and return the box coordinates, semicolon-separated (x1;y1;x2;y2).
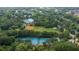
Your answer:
23;18;34;24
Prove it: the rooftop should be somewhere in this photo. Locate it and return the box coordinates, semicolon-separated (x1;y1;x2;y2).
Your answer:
23;18;34;24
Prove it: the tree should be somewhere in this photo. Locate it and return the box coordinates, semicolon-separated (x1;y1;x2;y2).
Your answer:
15;43;29;51
52;42;79;51
0;35;15;45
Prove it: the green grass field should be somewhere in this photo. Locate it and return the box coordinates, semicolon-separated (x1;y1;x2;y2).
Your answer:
31;26;60;34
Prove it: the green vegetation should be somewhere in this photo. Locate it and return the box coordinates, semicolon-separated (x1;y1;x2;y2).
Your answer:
52;42;79;51
0;7;79;51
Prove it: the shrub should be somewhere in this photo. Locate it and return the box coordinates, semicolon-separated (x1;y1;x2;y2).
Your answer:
0;35;15;45
53;42;79;51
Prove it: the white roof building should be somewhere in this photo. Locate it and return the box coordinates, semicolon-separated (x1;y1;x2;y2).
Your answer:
23;18;34;24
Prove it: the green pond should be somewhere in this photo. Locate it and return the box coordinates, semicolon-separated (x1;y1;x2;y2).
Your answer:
17;37;49;45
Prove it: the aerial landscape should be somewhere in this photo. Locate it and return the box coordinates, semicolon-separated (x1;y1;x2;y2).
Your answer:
0;7;79;51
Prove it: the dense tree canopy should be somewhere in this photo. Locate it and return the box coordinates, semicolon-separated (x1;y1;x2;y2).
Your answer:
0;7;79;51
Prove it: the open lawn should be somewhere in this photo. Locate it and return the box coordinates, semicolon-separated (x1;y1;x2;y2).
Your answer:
25;26;61;34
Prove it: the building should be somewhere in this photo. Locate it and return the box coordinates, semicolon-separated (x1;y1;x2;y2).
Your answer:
24;18;34;24
23;18;34;30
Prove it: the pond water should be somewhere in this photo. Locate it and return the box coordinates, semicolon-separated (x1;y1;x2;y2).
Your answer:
17;37;49;45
